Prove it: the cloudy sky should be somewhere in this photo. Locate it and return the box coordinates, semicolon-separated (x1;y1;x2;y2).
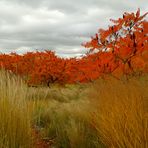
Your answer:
0;0;147;57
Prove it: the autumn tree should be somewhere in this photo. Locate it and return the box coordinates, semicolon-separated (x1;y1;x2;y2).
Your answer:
83;9;148;78
0;9;147;85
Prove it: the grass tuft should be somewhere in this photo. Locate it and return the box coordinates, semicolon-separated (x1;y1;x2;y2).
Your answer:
89;76;148;148
0;70;32;148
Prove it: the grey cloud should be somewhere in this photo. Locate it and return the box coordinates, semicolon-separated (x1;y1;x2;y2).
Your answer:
0;0;147;57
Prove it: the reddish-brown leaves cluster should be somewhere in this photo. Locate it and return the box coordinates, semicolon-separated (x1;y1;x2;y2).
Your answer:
0;9;147;85
83;8;148;78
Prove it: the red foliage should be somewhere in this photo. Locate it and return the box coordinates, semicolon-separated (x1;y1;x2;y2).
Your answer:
0;9;147;85
83;9;148;78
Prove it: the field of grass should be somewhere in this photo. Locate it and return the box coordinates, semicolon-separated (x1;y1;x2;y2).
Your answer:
0;70;147;148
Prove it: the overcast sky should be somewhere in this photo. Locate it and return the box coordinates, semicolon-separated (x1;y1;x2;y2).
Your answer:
0;0;147;57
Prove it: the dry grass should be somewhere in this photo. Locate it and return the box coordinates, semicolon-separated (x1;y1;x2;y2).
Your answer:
27;74;148;148
27;82;105;148
1;69;147;148
0;70;32;148
89;76;148;148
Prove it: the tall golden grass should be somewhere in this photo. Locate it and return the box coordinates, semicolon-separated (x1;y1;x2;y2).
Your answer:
30;94;104;148
0;70;32;148
0;69;147;148
90;76;148;148
28;74;148;148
